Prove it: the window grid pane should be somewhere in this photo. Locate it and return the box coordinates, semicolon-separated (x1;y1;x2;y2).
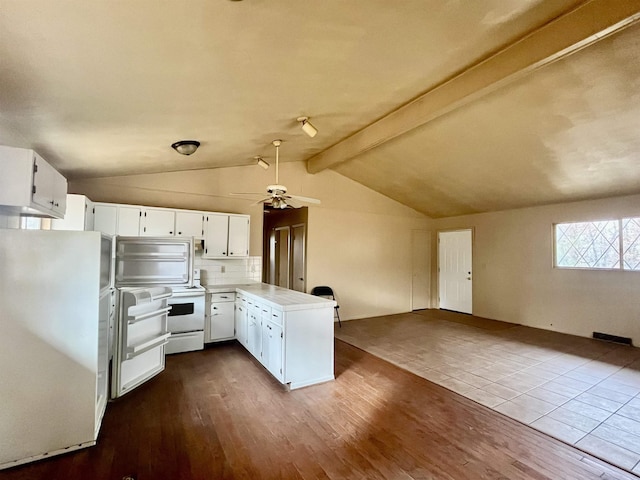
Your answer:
555;221;620;269
622;217;640;271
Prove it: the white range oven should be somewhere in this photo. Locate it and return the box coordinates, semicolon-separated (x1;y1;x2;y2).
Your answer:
166;285;206;354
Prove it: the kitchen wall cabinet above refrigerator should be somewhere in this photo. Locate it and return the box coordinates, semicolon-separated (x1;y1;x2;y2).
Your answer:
93;202;207;239
0;145;67;219
51;194;94;231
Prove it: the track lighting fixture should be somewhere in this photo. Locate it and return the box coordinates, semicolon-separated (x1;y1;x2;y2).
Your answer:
171;140;200;155
256;156;270;169
297;116;318;138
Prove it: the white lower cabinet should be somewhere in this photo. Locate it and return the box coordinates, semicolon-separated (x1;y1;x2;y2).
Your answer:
234;285;335;390
205;292;235;342
247;303;262;358
234;294;248;347
263;319;283;382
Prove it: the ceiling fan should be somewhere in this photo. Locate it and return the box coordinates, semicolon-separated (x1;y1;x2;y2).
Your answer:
231;140;321;209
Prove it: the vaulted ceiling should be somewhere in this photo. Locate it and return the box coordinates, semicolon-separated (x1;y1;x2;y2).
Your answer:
1;0;639;218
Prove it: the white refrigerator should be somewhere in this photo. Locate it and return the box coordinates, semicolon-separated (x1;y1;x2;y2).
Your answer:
111;236;193;399
0;229;112;470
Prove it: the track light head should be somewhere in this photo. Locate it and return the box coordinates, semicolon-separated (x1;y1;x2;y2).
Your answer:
256;156;270;169
297;116;318;138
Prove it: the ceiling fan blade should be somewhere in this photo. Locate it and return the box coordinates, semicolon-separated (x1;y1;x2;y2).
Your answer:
250;197;273;206
230;192;266;196
287;194;321;204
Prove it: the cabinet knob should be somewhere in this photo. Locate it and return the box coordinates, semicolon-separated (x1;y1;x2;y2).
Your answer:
222;252;226;255
169;231;173;234
178;231;182;235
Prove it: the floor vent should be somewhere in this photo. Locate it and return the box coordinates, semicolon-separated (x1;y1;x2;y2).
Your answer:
592;331;633;346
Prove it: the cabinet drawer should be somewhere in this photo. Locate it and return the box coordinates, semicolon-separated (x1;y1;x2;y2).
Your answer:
270;309;283;326
258;304;271;319
209;292;235;303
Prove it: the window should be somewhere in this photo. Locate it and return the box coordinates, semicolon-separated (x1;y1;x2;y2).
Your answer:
555;218;640;270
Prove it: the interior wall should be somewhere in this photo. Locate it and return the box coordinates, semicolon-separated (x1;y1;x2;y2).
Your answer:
70;161;430;320
430;194;640;342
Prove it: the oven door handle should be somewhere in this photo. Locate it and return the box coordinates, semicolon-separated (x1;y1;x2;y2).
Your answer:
170;291;205;299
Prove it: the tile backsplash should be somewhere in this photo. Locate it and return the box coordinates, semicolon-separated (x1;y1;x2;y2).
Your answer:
194;251;262;285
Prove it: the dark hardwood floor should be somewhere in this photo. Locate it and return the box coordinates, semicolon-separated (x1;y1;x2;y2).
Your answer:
2;340;637;480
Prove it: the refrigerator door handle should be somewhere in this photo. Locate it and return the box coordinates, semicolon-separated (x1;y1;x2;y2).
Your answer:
128;306;172;324
126;333;171;359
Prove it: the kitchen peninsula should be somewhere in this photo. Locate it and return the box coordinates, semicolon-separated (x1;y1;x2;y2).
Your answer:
206;283;336;390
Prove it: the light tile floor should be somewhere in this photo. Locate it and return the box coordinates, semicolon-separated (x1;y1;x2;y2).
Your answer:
334;310;640;475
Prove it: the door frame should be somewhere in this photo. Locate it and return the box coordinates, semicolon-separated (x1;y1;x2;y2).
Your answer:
290;223;307;292
437;228;474;314
411;229;430;311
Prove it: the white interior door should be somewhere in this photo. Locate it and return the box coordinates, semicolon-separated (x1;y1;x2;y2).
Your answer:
438;229;472;314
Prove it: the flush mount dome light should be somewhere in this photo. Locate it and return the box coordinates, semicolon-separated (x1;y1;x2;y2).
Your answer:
171;140;200;155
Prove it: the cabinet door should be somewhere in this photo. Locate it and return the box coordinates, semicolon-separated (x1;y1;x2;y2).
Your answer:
117;206;141;236
234;303;248;347
203;214;229;258
85;198;95;231
208;302;235;341
51;194;88;231
247;307;262;359
175;211;204;238
50;168;68;217
228;215;250;257
267;321;283;381
31;153;56;211
141;208;175;236
94;204;118;235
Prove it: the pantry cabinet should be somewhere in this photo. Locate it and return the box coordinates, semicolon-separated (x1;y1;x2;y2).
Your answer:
0;145;67;219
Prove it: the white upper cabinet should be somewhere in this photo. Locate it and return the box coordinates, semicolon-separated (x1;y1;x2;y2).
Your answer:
51;194;94;231
175;211;204;238
93;203;249;251
228;215;250;257
94;204;118;235
141;208;175;236
0;145;68;219
117;206;141;236
203;213;250;258
203;214;229;257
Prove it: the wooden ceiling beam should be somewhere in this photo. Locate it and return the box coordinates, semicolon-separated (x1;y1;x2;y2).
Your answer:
306;0;640;174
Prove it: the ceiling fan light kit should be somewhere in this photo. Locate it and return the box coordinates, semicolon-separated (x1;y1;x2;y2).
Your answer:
297;116;318;138
230;139;321;209
171;140;200;155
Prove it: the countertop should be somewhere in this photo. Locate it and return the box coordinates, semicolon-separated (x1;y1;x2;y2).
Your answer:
204;283;336;311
